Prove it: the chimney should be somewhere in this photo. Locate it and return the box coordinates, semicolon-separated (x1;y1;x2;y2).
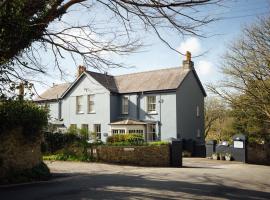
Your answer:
77;65;86;77
182;51;194;70
18;82;24;100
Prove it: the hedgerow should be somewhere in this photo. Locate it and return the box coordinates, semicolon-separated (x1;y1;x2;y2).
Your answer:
0;100;48;138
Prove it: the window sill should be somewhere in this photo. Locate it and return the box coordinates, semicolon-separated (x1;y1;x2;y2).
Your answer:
122;113;129;115
88;112;96;114
147;111;158;115
76;112;84;114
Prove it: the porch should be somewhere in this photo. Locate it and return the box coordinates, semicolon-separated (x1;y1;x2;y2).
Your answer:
109;119;157;141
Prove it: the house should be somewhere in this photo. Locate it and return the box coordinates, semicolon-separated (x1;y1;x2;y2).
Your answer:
35;52;206;146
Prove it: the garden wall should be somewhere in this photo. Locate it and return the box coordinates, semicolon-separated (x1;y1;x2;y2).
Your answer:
0;128;42;178
96;145;170;166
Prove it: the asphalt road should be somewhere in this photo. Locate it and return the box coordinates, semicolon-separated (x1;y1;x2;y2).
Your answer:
1;158;270;200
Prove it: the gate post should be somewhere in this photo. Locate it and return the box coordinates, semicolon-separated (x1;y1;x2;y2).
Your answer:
206;140;217;158
169;139;183;167
232;134;247;163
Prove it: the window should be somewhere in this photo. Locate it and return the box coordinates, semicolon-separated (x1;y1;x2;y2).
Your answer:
70;124;77;129
196;105;200;117
148;124;156;141
112;129;125;134
122;97;129;114
94;124;101;139
197;129;201;138
76;96;84;113
128;129;143;134
88;95;95;113
69;124;77;134
147;96;156;113
81;124;89;132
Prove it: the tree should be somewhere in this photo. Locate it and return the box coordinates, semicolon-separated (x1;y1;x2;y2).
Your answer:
208;16;270;140
0;0;220;97
204;97;226;137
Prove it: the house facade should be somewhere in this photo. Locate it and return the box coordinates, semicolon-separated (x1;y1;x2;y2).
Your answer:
35;55;206;144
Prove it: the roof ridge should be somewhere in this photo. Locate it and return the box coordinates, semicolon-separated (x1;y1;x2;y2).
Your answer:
86;70;114;77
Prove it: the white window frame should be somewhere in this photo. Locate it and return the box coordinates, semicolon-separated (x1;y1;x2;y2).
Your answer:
112;129;126;135
76;96;84;114
88;94;95;113
122;96;129;114
94;124;101;139
147;96;156;113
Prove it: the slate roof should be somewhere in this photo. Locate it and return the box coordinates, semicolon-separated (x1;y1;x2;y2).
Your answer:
35;83;71;101
34;66;206;102
114;67;190;93
86;71;118;93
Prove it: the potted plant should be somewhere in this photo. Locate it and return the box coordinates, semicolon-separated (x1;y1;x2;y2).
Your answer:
225;153;232;161
219;153;225;160
212;153;219;160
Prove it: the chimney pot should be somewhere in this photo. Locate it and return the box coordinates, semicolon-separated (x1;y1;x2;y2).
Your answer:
78;65;86;77
182;51;194;70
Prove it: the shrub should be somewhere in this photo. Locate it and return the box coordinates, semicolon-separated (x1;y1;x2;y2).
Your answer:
0;100;48;139
148;141;169;146
107;134;144;145
42;132;80;153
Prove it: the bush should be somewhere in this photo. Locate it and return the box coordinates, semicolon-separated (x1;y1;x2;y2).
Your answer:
148;141;169;146
107;134;144;145
0;162;51;185
0;100;48;139
42;132;80;153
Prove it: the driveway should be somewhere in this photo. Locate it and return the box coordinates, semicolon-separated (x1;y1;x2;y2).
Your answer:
1;158;270;200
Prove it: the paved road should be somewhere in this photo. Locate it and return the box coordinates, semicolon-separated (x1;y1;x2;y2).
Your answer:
1;158;270;200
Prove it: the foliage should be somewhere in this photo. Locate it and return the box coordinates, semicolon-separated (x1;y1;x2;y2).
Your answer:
205;97;228;137
42;131;80;153
107;134;144;145
0;100;48;138
147;141;169;146
208;16;270;142
43;153;93;162
0;0;219;98
0;162;51;185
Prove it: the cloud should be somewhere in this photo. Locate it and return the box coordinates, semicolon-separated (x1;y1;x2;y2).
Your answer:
196;60;213;76
178;37;201;55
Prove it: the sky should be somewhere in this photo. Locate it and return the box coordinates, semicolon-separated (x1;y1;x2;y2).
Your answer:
35;0;270;94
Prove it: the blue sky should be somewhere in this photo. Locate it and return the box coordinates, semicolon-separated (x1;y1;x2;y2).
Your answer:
35;0;270;94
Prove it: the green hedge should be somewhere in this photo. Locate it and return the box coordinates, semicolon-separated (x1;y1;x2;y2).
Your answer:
107;134;144;145
0;100;48;138
42;132;81;153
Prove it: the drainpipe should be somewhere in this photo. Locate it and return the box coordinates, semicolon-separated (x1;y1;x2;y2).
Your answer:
158;94;164;140
136;92;141;120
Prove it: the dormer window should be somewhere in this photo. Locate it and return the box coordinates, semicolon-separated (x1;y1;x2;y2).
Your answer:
122;96;129;114
147;96;156;113
76;96;84;114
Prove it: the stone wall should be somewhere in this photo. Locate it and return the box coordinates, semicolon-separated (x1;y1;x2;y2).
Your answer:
0;128;42;178
96;145;170;167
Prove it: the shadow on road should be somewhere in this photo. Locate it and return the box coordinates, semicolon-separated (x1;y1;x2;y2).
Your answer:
1;172;270;200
